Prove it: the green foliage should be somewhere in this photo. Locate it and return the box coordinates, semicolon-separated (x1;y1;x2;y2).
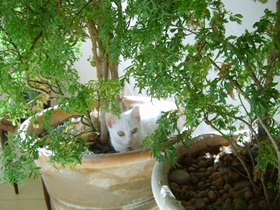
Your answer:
256;140;277;171
0;119;89;183
41;122;86;167
0;0;125;122
0;0;85;122
124;1;280;207
0;1;279;199
59;79;124;116
143;110;188;163
124;0;280;164
0;132;42;184
0;0;125;184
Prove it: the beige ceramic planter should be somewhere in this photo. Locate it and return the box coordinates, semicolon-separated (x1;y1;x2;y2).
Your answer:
20;96;177;210
151;134;230;210
36;148;155;209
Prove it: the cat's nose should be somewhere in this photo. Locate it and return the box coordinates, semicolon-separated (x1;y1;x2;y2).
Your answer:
128;139;133;145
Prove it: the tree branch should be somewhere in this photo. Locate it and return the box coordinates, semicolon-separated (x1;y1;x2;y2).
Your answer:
204;113;260;192
30;31;43;51
86;19;102;79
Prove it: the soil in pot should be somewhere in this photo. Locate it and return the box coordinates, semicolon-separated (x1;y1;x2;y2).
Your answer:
168;144;276;210
88;139;116;154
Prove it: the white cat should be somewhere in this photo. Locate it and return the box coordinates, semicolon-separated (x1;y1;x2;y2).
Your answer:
105;105;162;152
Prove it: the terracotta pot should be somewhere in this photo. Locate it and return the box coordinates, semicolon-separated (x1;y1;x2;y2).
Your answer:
151;134;230;210
20;96;176;209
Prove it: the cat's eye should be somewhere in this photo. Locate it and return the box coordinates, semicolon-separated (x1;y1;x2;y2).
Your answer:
118;131;125;136
132;128;138;134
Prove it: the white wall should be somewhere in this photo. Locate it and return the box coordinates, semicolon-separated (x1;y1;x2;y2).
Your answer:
224;0;276;34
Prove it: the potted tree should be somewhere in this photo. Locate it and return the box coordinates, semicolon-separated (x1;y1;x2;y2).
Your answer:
0;1;176;209
1;0;279;209
123;0;280;209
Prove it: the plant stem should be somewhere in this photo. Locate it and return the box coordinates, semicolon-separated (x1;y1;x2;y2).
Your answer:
204;115;260;192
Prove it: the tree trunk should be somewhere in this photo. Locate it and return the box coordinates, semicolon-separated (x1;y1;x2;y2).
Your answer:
86;20;108;144
86;19;123;144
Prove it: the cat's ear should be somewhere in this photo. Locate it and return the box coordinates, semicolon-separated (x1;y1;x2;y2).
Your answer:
131;106;140;122
105;113;117;128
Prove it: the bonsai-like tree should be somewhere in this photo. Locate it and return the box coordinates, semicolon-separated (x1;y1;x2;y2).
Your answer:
0;0;279;207
0;1;126;182
125;0;280;207
0;0;127;136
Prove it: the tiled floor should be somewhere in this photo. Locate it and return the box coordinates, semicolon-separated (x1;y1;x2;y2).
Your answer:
0;178;48;210
0;142;48;210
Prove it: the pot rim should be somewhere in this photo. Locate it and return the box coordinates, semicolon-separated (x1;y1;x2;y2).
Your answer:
36;147;153;169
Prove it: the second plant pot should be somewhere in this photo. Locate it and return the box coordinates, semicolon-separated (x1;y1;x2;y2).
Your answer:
151;134;230;210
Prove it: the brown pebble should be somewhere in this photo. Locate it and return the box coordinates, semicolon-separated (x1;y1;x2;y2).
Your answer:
205;181;211;188
249;198;259;204
210;185;217;190
184;156;193;165
197;155;205;161
195;172;204;179
198;167;207;172
234;180;251;191
206;158;214;167
218;166;231;173
215;197;224;206
244;190;254;202
208;190;217;202
188;166;196;172
185;205;196;210
195;198;206;209
230;171;241;182
212;178;225;187
187;191;196;199
197;160;207;168
169;170;190;185
204;170;211;177
233;197;242;203
185;185;194;191
197;190;208;198
222;193;230;200
190;176;198;185
248;203;259;210
225;198;232;205
224;183;232;192
191;164;198;169
169;181;179;187
190;198;196;205
212;172;221;179
219;189;225;195
203;197;210;205
197;181;206;190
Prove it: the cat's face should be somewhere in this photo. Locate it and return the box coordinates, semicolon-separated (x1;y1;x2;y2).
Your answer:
105;106;142;152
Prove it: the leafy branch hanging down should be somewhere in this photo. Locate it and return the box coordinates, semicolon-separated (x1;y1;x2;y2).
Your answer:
124;0;280;207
